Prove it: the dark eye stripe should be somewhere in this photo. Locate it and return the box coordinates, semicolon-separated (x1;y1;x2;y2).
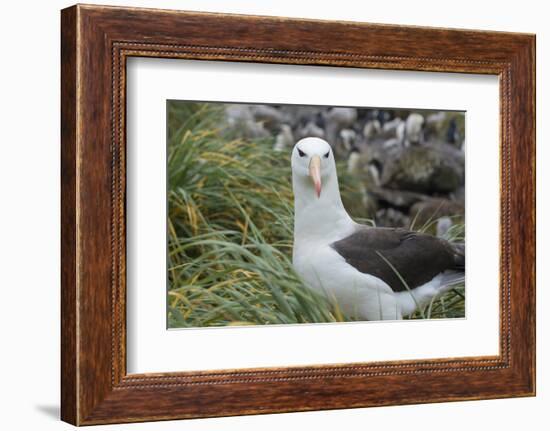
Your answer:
298;148;306;157
324;151;330;158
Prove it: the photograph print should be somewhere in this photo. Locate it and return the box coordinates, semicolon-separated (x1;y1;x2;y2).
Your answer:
167;100;465;328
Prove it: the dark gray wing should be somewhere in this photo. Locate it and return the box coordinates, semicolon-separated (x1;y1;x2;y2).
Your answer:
331;227;464;292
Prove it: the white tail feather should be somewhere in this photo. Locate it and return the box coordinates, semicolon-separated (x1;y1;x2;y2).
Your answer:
438;271;465;287
396;271;464;316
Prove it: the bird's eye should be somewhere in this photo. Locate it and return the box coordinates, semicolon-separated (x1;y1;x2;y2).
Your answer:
297;148;306;157
324;151;330;158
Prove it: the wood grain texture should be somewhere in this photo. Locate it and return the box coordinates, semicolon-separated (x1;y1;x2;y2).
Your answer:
60;4;536;425
60;6;78;425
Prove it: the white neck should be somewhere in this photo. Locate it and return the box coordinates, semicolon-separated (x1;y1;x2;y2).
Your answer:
292;171;355;244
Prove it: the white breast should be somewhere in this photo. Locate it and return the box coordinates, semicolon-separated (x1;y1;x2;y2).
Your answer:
293;232;399;320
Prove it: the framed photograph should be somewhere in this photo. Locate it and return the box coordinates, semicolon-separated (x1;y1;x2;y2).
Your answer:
61;4;536;425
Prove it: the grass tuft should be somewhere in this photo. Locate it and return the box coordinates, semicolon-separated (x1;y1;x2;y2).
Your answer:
167;102;360;327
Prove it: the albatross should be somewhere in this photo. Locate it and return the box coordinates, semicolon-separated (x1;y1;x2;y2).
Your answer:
291;137;465;321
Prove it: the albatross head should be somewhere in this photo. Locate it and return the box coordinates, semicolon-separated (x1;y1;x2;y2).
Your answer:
291;137;335;199
291;137;355;246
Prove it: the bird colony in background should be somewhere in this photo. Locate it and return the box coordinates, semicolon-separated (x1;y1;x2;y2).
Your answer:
225;104;465;236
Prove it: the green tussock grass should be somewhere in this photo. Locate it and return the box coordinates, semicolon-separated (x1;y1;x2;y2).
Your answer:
167;101;465;328
167;102;354;327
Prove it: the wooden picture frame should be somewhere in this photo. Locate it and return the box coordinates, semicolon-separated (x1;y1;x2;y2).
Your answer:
61;4;535;425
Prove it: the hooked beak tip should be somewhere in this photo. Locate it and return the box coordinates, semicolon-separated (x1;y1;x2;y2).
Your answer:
309;155;322;199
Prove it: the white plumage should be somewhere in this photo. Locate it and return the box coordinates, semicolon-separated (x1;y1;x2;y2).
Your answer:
291;137;464;321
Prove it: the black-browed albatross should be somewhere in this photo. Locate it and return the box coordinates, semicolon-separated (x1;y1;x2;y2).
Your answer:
291;137;464;321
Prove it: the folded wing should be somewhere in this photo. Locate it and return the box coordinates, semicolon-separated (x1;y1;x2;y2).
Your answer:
331;227;464;292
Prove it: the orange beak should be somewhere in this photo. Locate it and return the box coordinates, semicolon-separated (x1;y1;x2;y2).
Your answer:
309;155;322;198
